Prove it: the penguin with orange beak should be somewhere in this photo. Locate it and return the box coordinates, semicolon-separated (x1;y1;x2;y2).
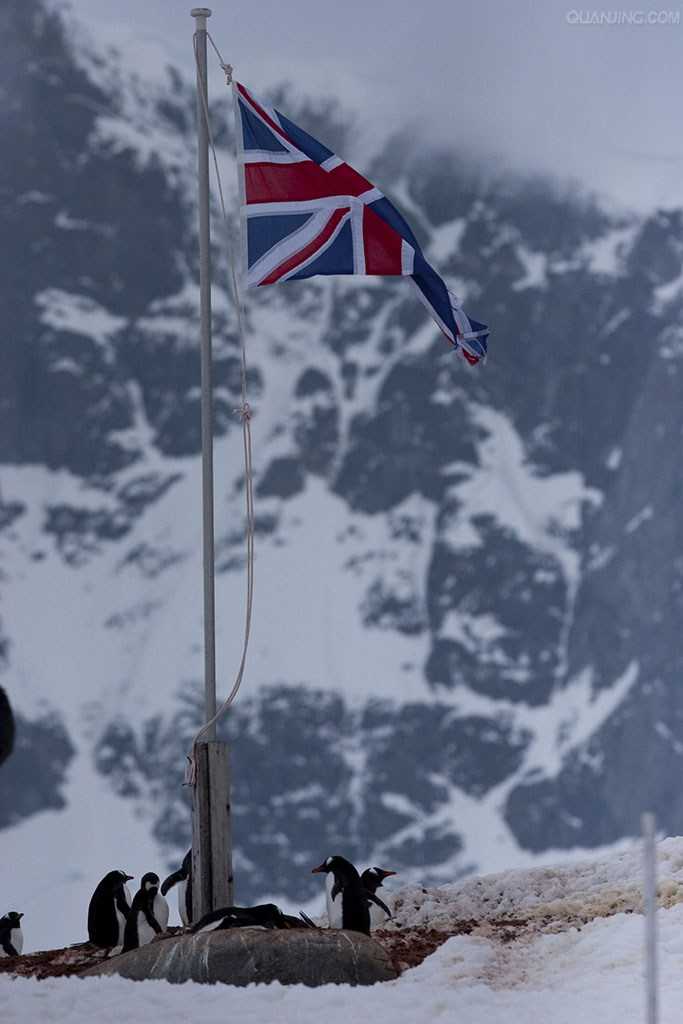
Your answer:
361;866;397;929
312;856;394;935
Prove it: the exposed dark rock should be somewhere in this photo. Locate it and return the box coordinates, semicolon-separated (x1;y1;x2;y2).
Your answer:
0;710;74;826
257;456;306;499
0;501;25;532
426;524;567;705
0;687;15;766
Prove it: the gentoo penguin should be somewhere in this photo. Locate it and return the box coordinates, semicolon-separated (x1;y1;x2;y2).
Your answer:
161;849;192;926
324;860;395;929
191;903;288;934
0;912;23;957
361;867;396;929
87;869;134;949
122;872;169;952
313;855;384;936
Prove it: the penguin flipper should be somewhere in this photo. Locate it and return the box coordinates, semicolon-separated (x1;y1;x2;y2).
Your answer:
366;891;392;919
1;939;19;956
143;904;163;935
161;868;185;896
330;879;344;902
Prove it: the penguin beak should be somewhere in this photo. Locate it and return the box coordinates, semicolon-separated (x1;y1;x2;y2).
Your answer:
17;914;24;920
124;874;134;881
311;862;327;874
379;870;397;880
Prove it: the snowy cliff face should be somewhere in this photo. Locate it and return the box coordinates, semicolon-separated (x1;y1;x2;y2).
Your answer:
1;0;683;939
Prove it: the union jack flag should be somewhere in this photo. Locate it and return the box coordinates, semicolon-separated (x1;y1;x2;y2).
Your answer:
233;82;489;364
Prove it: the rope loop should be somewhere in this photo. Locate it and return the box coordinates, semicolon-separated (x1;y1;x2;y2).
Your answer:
207;31;233;85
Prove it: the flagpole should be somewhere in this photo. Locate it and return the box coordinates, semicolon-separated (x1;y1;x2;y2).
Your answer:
192;6;216;743
190;5;233;920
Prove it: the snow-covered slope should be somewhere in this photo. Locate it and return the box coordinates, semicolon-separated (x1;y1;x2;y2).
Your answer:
3;0;683;950
5;838;683;1023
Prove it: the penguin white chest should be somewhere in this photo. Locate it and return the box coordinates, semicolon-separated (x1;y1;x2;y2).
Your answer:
0;926;23;957
114;905;127;946
154;892;169;931
114;884;132;945
177;879;189;926
325;872;343;928
136;915;156;947
369;893;392;929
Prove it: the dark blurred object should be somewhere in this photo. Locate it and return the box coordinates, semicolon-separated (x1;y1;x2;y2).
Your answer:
0;687;14;766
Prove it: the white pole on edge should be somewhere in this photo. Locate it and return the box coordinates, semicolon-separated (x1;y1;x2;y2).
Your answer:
191;6;233;920
642;812;658;1024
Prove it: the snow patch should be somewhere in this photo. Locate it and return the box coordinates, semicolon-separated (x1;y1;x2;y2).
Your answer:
582;223;639;275
513;245;547;291
35;289;126;355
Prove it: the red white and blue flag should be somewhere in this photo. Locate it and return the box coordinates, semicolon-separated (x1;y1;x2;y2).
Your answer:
233;82;489;364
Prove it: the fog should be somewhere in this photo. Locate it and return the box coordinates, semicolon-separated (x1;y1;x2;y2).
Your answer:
65;0;683;211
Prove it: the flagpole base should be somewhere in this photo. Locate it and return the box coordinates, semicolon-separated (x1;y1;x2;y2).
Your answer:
192;741;234;919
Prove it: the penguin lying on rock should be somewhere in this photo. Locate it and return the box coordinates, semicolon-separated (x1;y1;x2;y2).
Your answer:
0;912;23;957
161;849;192;926
313;856;391;936
87;870;134;950
191;903;316;934
123;872;169;952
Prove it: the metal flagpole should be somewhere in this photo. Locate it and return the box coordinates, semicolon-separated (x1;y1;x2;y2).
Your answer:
190;6;233;920
642;812;658;1024
193;8;216;743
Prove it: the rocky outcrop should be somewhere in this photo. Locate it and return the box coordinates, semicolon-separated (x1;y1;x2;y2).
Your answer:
84;929;398;987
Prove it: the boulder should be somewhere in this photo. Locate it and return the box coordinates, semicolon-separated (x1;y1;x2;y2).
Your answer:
83;927;398;987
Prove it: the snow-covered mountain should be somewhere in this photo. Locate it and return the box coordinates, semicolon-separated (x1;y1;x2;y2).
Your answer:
2;0;683;948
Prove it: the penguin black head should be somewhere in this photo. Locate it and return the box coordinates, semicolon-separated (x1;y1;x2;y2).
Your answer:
361;867;397;893
311;855;333;874
102;869;134;890
141;872;160;894
1;912;23;926
312;855;359;882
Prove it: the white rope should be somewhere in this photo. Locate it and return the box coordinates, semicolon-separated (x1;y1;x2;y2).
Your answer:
206;31;233;87
185;34;255;786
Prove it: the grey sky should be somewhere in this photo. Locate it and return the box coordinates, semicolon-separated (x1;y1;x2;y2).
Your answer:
66;0;683;211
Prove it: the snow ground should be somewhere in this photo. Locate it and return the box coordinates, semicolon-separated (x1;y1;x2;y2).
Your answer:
3;837;683;1023
388;835;683;929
